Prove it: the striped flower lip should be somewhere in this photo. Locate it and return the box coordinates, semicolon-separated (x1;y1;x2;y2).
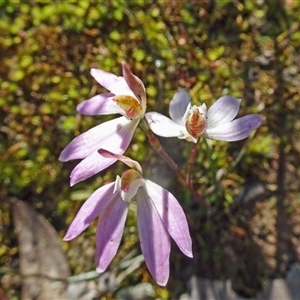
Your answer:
145;89;264;143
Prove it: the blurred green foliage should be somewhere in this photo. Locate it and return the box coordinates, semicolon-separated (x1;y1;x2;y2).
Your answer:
1;0;300;298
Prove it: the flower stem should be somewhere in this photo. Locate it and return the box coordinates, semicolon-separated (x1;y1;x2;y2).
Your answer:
187;142;197;189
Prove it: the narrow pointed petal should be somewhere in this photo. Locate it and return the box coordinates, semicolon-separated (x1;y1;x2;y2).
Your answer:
203;114;264;141
70;151;118;186
206;96;241;128
145;112;185;137
77;94;124;116
59;116;138;162
122;62;146;111
95;196;129;272
144;180;193;258
137;188;171;286
63;183;115;241
98;149;143;174
90;68;134;96
169;89;191;124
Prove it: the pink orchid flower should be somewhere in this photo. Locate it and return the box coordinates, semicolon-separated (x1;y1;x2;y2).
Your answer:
145;89;264;143
59;63;147;186
63;150;192;286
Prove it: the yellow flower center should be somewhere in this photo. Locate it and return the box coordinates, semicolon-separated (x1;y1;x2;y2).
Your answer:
113;95;144;119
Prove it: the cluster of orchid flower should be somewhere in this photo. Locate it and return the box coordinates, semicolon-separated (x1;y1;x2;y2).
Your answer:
59;62;264;286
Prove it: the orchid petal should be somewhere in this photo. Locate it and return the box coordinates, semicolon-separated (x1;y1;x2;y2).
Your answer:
95;195;129;273
206;96;241;128
90;68;134;97
98;149;143;174
203;114;264;141
137;188;171;286
59;116;139;162
169;89;191;124
63;182;115;241
144;180;193;258
70;151;118;186
122;62;146;111
67;118;140;185
77;94;124;116
145;112;185;137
